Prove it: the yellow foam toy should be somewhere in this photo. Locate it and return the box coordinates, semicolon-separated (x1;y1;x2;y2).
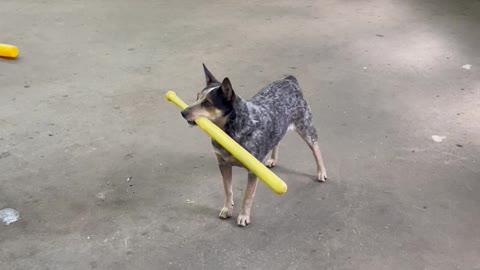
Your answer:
166;91;287;195
0;44;19;58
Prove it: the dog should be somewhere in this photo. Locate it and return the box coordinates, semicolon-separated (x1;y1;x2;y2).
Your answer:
181;64;327;226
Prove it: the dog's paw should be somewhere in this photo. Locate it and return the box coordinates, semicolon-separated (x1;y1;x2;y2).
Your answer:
265;159;277;168
317;170;328;182
237;214;250;227
219;206;233;219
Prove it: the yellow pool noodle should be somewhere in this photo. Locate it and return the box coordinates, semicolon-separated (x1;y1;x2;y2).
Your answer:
0;44;19;58
165;91;288;195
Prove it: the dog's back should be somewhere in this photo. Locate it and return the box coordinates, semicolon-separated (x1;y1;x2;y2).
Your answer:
252;75;300;100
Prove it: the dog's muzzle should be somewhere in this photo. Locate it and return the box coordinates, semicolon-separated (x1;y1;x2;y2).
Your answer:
181;109;197;126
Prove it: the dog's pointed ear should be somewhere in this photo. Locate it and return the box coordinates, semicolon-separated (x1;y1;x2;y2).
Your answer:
220;77;236;102
203;63;219;85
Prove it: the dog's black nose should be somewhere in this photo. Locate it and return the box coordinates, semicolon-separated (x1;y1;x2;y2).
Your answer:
181;110;188;118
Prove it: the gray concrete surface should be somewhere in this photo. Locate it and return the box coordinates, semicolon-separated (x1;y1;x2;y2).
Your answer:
1;0;479;269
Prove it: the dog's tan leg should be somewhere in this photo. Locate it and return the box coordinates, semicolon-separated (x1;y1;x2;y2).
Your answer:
237;172;258;226
218;162;234;219
265;145;279;168
295;131;328;181
293;113;328;182
311;142;327;182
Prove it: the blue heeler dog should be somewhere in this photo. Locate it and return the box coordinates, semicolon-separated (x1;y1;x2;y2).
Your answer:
181;64;328;226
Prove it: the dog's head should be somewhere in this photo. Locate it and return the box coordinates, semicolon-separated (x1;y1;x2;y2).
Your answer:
181;64;237;127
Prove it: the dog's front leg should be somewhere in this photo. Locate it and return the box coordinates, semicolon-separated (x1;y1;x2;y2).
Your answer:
237;172;258;227
218;160;234;219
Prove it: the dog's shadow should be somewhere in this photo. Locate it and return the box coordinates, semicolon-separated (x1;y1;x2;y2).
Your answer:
176;165;319;228
270;165;317;181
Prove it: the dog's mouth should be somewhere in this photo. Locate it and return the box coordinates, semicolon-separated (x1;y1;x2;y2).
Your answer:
187;120;197;126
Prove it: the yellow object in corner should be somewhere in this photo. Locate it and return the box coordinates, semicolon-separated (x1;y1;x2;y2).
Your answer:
0;44;19;58
165;91;288;195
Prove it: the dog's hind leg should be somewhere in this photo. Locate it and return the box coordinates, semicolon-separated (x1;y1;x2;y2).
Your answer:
217;157;234;219
265;145;279;168
294;109;328;182
310;142;328;181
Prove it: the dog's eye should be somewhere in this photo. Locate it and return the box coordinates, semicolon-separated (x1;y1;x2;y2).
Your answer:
202;101;212;107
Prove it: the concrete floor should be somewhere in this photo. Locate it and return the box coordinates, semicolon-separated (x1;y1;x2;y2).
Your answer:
1;0;479;269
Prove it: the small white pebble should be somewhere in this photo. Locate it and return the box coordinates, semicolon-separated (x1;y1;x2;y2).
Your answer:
432;135;446;142
462;64;472;70
0;208;19;225
126;177;132;182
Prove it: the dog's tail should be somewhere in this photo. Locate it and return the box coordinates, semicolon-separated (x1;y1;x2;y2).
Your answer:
284;75;298;85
